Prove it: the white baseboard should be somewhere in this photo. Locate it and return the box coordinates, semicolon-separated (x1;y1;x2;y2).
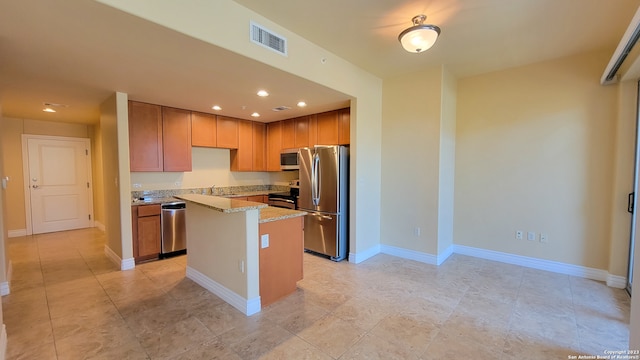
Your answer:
453;244;610;282
0;261;11;296
381;244;438;265
607;274;627;289
7;229;26;238
94;221;106;232
348;245;380;264
0;324;6;360
437;245;454;265
186;266;261;316
104;245;135;271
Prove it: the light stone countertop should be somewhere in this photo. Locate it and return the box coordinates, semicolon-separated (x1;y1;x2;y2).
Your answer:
175;194;267;213
259;207;307;224
175;194;306;222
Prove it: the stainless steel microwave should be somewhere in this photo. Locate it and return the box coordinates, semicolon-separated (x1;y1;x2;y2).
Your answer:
280;149;299;170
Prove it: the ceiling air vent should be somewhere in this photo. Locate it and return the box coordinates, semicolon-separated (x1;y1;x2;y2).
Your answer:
250;21;288;56
272;106;291;112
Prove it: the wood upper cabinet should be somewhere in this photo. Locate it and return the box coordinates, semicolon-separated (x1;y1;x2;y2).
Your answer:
129;101;163;171
217;116;239;149
281;119;295;150
294;116;310;148
230;119;253;171
338;108;350;145
162;107;192;172
267;121;282;171
191;112;217;147
316;110;340;145
253;122;266;171
132;204;161;263
308;114;318;148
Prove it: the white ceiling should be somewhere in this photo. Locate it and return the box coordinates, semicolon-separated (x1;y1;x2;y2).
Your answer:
0;0;638;125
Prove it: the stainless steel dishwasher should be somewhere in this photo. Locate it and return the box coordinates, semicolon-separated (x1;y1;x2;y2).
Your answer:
161;201;187;256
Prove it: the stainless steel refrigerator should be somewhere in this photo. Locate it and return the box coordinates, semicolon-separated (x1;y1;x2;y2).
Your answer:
298;145;348;261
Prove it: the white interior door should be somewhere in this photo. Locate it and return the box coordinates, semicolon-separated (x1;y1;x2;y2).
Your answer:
25;136;93;234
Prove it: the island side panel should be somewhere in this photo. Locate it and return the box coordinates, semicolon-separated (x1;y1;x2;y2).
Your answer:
259;216;304;307
185;203;250;299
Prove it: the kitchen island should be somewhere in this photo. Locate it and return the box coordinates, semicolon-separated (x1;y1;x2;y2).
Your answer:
174;194;306;315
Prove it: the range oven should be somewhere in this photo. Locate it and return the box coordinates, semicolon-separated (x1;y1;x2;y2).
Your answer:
268;180;299;209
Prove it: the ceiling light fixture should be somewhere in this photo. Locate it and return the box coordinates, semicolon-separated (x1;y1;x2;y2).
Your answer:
251;112;260;117
43;107;56;113
212;105;222;111
398;15;441;53
257;90;269;97
297;101;307;107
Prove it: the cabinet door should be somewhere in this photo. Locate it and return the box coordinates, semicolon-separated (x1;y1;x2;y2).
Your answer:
217;116;239;149
246;195;264;203
281;119;295;150
267;121;282;171
339;108;350;145
230;119;253;171
253;122;266;171
138;215;161;257
163;107;192;172
129;101;163;171
308;114;318;148
316;110;339;145
191;112;217;147
294;116;309;148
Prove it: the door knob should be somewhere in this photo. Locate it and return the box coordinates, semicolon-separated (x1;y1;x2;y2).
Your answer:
32;185;39;189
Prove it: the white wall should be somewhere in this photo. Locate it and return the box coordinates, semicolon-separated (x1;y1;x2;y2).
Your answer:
98;0;384;256
381;66;444;255
454;51;618;270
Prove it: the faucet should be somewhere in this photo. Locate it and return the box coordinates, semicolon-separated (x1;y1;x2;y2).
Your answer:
210;185;216;195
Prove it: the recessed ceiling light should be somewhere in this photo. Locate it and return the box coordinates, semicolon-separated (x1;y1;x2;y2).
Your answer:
257;90;269;97
251;112;260;117
42;102;67;112
297;101;307;107
212;105;222;111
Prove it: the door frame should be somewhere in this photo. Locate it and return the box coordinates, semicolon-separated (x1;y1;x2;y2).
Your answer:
21;134;94;235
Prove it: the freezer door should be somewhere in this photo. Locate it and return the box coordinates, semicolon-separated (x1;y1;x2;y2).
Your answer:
304;212;339;258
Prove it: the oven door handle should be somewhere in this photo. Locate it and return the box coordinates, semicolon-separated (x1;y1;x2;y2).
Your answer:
270;198;294;204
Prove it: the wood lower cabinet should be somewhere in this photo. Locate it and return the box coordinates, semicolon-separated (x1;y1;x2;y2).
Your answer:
266;121;282;171
217;116;239;149
191;112;217;147
162;107;192;172
132;204;161;263
129;102;163;171
259;216;304;306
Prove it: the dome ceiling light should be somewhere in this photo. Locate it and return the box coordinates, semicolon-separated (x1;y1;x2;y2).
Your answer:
398;14;441;53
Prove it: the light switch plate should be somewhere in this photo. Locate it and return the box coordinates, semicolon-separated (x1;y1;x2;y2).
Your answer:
261;234;269;248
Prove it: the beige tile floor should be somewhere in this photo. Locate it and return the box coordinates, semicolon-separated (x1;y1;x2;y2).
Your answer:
2;227;631;359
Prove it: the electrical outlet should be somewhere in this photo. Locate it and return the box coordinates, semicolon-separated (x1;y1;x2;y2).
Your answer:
174;181;181;187
527;232;536;241
414;227;421;237
540;233;548;243
133;183;142;188
239;260;245;273
516;231;523;240
261;234;269;248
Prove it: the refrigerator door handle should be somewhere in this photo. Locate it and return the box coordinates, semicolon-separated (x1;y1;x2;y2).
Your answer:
312;153;320;206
